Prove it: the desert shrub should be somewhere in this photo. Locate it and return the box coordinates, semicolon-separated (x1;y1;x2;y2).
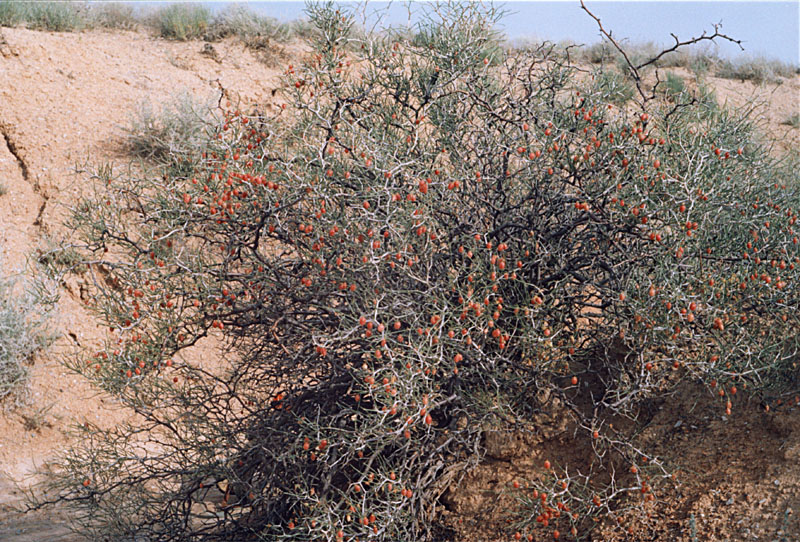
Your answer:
0;258;57;403
33;2;799;541
662;71;686;99
202;4;293;65
579;41;690;71
123;91;216;169
149;3;210;41
36;236;83;277
0;0;24;27
26;1;84;32
87;2;137;31
715;56;798;84
206;4;292;43
0;181;7;196
0;0;84;32
289;17;320;41
595;68;635;105
579;41;613;64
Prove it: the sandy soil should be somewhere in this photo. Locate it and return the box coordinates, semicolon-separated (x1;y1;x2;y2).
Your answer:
0;25;797;541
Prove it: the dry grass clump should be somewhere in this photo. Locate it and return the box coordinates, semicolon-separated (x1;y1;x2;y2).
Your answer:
87;2;138;31
715;55;799;84
565;40;798;83
0;258;57;404
123;91;217;167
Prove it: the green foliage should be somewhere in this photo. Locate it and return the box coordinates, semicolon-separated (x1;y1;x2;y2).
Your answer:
595;68;635;105
206;4;291;42
689;50;714;79
0;0;24;27
27;1;83;32
0;0;83;32
37;236;83;277
576;40;799;86
663;71;686;98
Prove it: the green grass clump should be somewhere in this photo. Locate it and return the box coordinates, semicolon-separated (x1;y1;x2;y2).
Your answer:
0;0;23;27
0;1;84;32
663;71;686;98
595;68;635;105
27;1;83;32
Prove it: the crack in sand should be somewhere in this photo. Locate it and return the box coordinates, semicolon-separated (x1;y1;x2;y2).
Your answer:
0;123;29;182
0;30;17;58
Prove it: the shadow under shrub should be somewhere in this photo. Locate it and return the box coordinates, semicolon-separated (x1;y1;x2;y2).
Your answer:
32;2;799;541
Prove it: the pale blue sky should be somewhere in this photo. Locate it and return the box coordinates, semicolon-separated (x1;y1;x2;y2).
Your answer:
134;1;800;64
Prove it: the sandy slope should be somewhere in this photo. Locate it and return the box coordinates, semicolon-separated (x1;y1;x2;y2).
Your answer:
0;24;797;542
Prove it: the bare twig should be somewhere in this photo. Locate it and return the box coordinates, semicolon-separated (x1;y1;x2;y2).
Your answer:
580;0;744;102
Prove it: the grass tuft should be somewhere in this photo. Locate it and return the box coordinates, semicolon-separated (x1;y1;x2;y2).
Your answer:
574;40;798;84
0;0;24;27
0;258;57;403
87;2;137;31
595;68;635;105
663;71;686;99
124;91;216;166
715;56;799;84
206;4;291;42
149;3;210;41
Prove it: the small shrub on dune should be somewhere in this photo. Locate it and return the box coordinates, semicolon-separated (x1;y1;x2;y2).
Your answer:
150;3;210;41
716;56;798;84
0;0;83;32
0;258;57;403
0;0;24;27
88;2;138;31
123;91;215;169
